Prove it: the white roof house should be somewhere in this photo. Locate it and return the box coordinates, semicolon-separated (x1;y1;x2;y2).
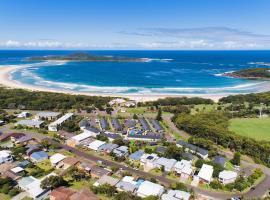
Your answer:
11;166;24;173
50;153;66;166
18;176;50;200
161;190;191;200
197;164;214;183
88;140;106;151
137;180;164;198
108;98;126;106
219;170;237;184
17;111;31;118
16;119;44;128
48;113;73;131
35;111;60;120
154;157;177;172
140;153;159;164
173;160;193;175
0;150;13;164
71;131;93;144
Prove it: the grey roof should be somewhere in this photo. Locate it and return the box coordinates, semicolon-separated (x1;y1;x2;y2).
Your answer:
151;119;163;132
102;132;121;140
139;118;151;131
36;111;60;118
116;181;137;192
30;151;48;162
99;143;119;152
85;126;101;133
16;135;32;143
156;146;167;154
16;120;44;127
129;150;144;161
213;156;226;167
177;140;208;156
125;119;136;128
79;119;90;128
127;132;162;140
181;152;194;161
111;118;122;131
100;118;109;130
113;146;129;157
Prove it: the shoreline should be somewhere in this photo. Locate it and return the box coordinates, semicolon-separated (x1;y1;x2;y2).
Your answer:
0;64;238;102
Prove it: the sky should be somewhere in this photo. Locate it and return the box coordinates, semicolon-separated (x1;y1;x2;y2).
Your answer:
0;0;269;50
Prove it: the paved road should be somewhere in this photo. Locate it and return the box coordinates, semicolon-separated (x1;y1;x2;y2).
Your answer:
162;115;190;140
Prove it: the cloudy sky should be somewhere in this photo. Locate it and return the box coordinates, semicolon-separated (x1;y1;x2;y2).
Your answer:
0;0;269;50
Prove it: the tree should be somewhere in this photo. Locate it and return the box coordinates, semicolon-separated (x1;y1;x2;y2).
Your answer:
156;108;162;121
231;152;241;166
133;114;138;119
1;184;9;194
41;176;68;189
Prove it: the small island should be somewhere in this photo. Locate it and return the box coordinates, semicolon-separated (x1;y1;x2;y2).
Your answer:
224;68;270;80
27;52;146;62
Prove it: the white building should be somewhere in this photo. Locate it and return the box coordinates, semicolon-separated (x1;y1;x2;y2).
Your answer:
173;160;193;179
18;176;50;200
35;111;60;120
16;119;44;128
50;153;66;166
0;150;13;164
154;157;177;172
68;131;93;146
48;113;73;131
137;180;164;198
140;153;159;171
108;98;126;106
17;111;31;118
197;164;214;183
88;140;106;151
161;190;191;200
219;170;238;184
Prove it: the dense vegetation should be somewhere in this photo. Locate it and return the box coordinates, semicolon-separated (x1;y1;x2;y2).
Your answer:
145;97;214;106
28;52;143;62
225;68;270;79
174;112;270;167
0;87;112;110
219;91;270;105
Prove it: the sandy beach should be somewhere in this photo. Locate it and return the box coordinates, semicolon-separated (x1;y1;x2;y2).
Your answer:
0;64;227;102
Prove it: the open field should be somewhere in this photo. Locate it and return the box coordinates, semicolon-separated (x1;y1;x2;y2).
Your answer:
229;117;270;141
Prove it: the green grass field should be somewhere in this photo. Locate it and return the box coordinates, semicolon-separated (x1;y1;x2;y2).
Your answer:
229;117;270;141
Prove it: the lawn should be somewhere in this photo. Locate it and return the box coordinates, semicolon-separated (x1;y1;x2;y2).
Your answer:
229;117;270;141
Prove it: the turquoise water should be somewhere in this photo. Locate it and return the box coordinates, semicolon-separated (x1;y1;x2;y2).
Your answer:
1;50;270;95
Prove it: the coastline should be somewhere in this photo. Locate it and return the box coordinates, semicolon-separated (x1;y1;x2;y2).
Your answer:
0;64;228;102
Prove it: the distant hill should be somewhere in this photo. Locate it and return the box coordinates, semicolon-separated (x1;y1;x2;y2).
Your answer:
27;52;145;62
224;68;270;80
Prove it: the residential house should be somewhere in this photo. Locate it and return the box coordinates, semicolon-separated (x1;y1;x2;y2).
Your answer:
116;176;138;193
98;143;118;154
69;189;99;200
57;157;80;170
50;187;75;200
93;175;120;187
0;150;13;164
137;180;164;198
154;157;177;172
102;131;121;142
90;166;111;178
126;131;162;142
88;140;106;151
197;164;214;183
113;146;129;157
151;119;164;132
177;140;208;159
50;153;66;166
18;176;51;200
35;111;61;121
26;145;41;156
173;160;193;180
129;150;144;161
219;170;238;184
48;113;73;131
30;151;48;163
111;118;122;131
100;117;109;130
17;111;31;118
16;119;44;128
79;119;90;130
213;155;226;167
161;190;191;200
13;135;33;145
139;118;151;132
67;131;93;147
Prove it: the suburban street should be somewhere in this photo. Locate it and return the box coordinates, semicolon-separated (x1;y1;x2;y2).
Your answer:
1;124;269;199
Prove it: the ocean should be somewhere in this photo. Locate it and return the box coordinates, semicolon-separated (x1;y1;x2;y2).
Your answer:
1;50;270;95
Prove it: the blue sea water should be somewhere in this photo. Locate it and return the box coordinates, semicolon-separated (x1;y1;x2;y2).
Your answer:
1;50;270;95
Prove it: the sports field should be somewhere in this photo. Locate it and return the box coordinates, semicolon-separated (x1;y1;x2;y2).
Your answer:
229;118;270;141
